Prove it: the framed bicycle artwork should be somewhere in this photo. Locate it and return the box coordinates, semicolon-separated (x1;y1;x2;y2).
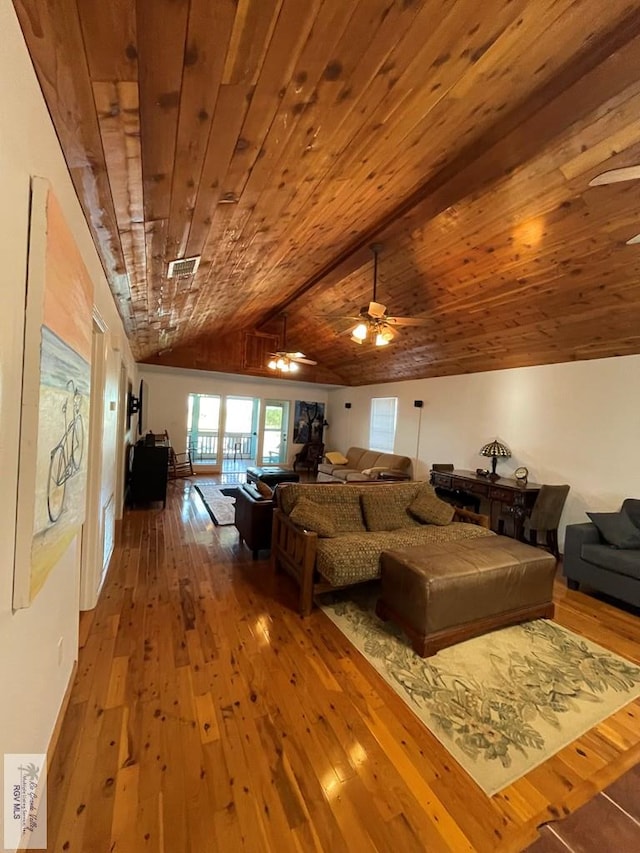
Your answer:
13;177;93;609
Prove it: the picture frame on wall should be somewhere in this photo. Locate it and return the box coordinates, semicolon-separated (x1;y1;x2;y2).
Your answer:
293;400;326;444
13;177;93;609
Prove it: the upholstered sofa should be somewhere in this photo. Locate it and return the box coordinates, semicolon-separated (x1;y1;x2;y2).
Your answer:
272;481;493;615
563;498;640;606
316;446;412;483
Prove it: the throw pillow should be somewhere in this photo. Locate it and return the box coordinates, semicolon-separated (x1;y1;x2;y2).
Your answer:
256;479;273;499
360;491;416;531
289;497;336;537
587;511;640;549
409;491;455;526
325;451;349;465
361;467;385;479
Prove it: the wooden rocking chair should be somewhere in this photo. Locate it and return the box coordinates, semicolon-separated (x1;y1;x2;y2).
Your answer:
166;435;194;479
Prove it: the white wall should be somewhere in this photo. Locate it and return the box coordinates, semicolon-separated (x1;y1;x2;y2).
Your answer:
0;1;134;840
327;355;640;545
138;365;337;464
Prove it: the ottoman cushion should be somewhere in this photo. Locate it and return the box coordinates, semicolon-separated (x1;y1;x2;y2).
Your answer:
246;466;300;487
379;536;556;655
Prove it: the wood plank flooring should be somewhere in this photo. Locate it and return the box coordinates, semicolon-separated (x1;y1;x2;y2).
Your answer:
48;479;640;852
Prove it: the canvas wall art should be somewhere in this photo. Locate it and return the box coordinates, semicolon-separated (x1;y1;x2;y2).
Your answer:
13;178;93;608
293;401;326;444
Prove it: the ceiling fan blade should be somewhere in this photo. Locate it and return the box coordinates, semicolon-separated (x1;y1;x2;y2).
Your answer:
268;349;317;365
385;316;429;326
368;300;387;318
588;165;640;186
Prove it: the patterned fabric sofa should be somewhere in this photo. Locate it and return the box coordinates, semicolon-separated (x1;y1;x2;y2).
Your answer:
316;446;412;482
272;481;493;615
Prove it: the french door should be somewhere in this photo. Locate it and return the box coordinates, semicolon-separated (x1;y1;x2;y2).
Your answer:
187;394;221;467
222;396;259;470
260;400;290;465
187;393;260;471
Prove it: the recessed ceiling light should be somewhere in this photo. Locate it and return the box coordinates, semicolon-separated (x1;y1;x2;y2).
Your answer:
588;165;640;187
626;233;640;245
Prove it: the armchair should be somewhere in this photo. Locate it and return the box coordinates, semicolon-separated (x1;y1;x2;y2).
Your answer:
293;441;325;475
563;498;640;606
234;482;275;559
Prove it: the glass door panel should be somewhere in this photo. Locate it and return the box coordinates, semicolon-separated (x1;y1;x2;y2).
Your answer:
261;400;289;465
187;393;221;466
222;397;259;471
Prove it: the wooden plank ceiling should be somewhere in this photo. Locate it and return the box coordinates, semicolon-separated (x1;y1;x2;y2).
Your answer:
14;0;640;385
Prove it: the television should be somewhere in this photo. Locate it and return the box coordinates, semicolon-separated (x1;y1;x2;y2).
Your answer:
127;378;148;436
137;379;148;436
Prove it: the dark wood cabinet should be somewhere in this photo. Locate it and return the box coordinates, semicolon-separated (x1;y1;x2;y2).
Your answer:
430;469;541;538
128;444;169;507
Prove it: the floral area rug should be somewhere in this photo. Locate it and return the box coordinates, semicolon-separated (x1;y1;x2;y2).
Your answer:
320;585;640;795
194;485;238;525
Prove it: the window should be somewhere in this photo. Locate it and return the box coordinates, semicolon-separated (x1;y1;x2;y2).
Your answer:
369;397;397;452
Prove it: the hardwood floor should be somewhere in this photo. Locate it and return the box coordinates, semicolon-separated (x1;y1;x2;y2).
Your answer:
48;479;640;852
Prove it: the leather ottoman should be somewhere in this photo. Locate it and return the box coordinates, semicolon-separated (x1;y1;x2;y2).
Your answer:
376;535;556;657
246;466;300;488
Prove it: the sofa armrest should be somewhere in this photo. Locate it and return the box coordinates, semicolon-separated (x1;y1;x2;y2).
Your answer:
453;508;491;529
564;522;601;561
377;469;412;481
272;509;319;616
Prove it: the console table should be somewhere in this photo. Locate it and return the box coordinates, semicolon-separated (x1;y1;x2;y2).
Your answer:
429;469;541;539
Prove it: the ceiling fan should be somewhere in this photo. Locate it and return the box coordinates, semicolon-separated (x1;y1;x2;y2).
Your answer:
339;244;430;346
267;314;317;373
588;165;640;244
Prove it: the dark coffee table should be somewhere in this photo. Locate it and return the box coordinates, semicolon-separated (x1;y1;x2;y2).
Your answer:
246;466;300;488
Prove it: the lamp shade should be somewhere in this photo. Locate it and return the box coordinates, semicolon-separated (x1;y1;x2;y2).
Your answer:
479;439;511;478
479;439;511;460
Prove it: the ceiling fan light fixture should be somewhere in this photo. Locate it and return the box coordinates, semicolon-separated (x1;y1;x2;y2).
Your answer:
352;322;368;341
267;314;318;373
375;326;395;346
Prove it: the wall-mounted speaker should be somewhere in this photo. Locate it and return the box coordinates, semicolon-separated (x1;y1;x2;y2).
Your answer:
345;402;352;409
414;400;424;408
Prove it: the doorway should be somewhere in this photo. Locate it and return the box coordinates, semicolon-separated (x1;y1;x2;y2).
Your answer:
187;393;221;468
222;396;259;472
261;400;290;465
187;393;261;473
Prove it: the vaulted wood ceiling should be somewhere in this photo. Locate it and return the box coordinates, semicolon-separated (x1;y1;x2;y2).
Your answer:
14;0;640;385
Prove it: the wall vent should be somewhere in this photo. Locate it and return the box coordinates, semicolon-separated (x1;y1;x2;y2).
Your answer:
167;256;200;278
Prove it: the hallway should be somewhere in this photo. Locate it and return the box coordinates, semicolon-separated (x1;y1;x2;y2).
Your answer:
47;480;640;852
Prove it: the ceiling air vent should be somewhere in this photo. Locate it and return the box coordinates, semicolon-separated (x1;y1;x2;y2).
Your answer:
167;256;200;278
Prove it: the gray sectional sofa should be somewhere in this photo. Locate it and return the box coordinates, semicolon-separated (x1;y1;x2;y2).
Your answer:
563;498;640;606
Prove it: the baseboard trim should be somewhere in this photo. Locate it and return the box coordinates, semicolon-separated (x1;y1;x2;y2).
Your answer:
47;659;77;771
